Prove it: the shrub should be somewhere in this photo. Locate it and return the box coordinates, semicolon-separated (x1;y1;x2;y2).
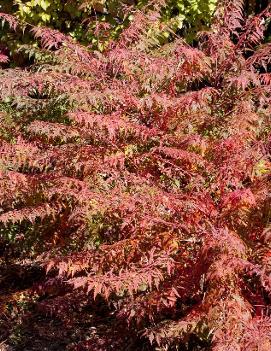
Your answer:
1;0;271;350
1;0;217;50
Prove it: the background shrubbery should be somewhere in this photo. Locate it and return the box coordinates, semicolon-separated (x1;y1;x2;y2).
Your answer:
1;0;270;66
1;0;218;57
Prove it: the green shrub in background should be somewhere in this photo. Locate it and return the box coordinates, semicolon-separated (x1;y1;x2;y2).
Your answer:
1;1;270;56
2;0;218;48
159;0;218;41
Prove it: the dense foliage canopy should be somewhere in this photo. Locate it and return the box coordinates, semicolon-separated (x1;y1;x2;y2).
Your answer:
0;0;219;70
2;0;217;45
1;0;271;350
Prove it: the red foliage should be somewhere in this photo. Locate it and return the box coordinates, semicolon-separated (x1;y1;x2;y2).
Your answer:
1;1;271;350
